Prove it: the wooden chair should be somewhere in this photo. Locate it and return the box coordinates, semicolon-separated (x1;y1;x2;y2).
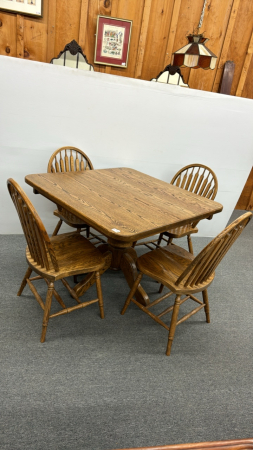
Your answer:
121;212;252;356
157;164;218;254
8;178;108;343
48;146;106;247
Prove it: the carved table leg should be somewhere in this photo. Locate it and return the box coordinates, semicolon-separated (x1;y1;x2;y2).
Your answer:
74;243;150;306
120;250;150;306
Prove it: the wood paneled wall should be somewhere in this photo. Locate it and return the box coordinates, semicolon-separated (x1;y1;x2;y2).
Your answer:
1;0;253;98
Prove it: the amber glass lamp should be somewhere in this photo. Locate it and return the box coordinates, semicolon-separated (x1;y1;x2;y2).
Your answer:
172;34;217;70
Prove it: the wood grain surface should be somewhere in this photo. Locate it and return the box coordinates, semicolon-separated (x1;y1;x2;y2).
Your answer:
112;438;253;450
25;168;223;244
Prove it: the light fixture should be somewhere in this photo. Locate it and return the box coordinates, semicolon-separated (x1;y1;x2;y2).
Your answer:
171;0;217;70
151;64;189;87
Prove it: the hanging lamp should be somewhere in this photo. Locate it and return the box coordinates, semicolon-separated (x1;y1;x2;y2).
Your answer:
171;0;217;70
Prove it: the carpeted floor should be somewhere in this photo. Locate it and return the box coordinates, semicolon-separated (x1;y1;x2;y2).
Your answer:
0;210;252;450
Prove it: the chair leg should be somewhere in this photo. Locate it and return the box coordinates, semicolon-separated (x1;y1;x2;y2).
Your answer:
40;281;54;343
166;294;181;356
121;273;143;315
157;233;163;246
187;235;194;254
73;275;79;284
158;284;164;294
95;271;104;319
17;266;32;296
202;289;210;323
86;226;90;238
52;219;62;236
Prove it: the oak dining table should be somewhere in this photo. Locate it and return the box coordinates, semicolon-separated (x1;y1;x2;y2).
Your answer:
25;167;223;306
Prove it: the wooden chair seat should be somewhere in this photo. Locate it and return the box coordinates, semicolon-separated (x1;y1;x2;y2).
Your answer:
163;224;198;239
121;212;252;355
26;232;105;281
137;244;214;295
8;178;110;343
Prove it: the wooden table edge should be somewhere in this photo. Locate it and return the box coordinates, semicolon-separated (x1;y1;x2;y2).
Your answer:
25;174;223;245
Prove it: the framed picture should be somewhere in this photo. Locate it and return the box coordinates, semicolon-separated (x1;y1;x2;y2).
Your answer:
94;15;132;68
0;0;43;18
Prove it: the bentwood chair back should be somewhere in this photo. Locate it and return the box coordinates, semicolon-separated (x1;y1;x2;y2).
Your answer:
8;178;108;343
157;164;218;253
121;212;252;355
47;146;105;248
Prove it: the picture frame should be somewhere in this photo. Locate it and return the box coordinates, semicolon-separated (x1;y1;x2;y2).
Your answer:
0;0;43;18
94;15;132;68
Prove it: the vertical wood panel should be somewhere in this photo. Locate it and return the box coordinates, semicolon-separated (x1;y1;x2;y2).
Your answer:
47;0;57;62
54;0;82;57
212;0;241;93
188;0;233;92
23;0;48;62
0;12;17;57
226;0;253;96
16;14;24;58
1;0;253;98
79;0;89;51
163;0;182;68
236;26;253;96
141;0;174;80
134;0;152;79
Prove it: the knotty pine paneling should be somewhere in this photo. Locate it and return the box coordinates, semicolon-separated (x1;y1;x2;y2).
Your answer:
1;0;253;96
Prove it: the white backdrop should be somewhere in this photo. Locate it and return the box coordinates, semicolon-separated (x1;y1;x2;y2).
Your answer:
0;55;253;236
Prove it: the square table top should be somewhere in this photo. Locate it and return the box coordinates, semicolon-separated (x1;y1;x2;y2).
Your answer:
25;167;223;244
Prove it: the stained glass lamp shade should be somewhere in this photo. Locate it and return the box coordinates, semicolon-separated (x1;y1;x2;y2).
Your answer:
172;34;217;70
151;64;188;87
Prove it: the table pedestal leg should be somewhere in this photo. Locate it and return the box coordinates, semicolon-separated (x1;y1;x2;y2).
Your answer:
74;243;150;306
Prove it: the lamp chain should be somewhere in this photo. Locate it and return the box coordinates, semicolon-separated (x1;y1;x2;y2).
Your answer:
198;0;208;30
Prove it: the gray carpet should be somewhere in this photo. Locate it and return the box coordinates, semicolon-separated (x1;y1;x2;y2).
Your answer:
1;210;252;450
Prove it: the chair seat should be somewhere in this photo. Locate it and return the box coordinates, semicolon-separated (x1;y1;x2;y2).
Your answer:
164;224;198;239
26;232;105;281
137;244;214;294
54;208;87;227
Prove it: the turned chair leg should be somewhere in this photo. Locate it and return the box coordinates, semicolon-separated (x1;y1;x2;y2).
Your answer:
121;273;143;315
187;234;194;254
157;233;163;246
159;284;164;294
41;281;54;343
95;271;104;319
17;266;32;296
166;294;181;356
202;289;210;323
52;219;62;237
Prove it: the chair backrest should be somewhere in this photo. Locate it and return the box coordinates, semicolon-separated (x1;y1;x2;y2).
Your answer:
47;146;94;173
176;212;252;289
171;164;218;200
7;179;59;272
50;40;94;71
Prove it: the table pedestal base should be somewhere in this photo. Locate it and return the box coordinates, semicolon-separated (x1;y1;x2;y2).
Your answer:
74;244;150;306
